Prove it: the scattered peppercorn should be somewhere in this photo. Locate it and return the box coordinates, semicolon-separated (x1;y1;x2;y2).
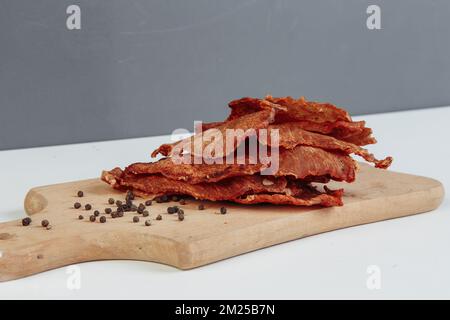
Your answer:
155;197;163;203
171;195;179;202
41;219;49;228
145;220;151;226
220;207;227;215
156;214;162;220
108;198;115;205
179;199;186;205
77;191;84;197
198;203;205;210
133;216;139;223
89;215;96;222
178;210;185;221
161;195;169;202
74;202;81;209
145;200;152;206
105;208;112;214
111;212;117;218
85;204;92;210
167;206;176;214
117;211;124;218
93;210;100;217
116;200;122;207
78;215;84;220
142;210;149;217
100;216;106;223
22;217;32;226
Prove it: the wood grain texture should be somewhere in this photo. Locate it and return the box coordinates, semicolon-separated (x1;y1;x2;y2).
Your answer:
0;164;444;282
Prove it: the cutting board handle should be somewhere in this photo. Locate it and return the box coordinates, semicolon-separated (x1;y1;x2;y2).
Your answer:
0;188;191;282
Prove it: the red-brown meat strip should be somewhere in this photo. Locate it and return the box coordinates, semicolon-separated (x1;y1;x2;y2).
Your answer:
265;123;392;169
102;168;290;201
235;190;343;207
126;145;357;183
151;108;276;158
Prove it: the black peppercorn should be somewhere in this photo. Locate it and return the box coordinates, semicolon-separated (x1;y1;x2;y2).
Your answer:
167;206;176;214
22;217;32;226
78;215;84;220
220;207;227;215
178;210;185;221
142;210;149;217
108;198;115;205
111;212;117;218
117;211;124;217
145;200;152;206
145;220;151;226
41;219;49;228
179;199;186;205
93;210;100;217
156;214;162;220
172;195;179;202
133;216;139;223
77;191;84;197
89;215;96;222
74;202;81;209
100;216;106;223
105;208;112;214
155;197;163;203
161;195;169;202
116;200;122;207
85;204;92;210
137;205;145;214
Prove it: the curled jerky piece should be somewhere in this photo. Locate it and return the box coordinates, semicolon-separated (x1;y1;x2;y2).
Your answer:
235;180;344;207
227;96;351;123
277;146;357;182
125;157;265;184
102;168;289;201
265;95;352;123
226;97;286;121
290;120;376;146
203;96;376;146
265;123;392;169
126;145;357;184
234;189;343;207
151;109;276;158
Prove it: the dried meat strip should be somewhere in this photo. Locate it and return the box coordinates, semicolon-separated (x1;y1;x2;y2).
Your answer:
203;96;376;146
126;145;357;183
276;146;357;182
102;168;343;206
125;157;265;184
234;190;343;207
265;95;352;123
102;168;290;201
265;123;392;169
151;108;276;158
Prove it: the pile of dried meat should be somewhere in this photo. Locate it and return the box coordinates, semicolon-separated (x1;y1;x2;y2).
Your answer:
102;96;392;207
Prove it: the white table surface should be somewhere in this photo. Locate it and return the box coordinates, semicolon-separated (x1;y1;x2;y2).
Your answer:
0;106;449;300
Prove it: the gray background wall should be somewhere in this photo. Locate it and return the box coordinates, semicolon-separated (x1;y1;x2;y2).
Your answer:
1;0;449;150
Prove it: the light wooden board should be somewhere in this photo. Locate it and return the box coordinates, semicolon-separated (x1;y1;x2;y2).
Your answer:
0;164;444;281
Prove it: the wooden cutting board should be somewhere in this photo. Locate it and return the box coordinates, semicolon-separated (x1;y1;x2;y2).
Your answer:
0;164;444;282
